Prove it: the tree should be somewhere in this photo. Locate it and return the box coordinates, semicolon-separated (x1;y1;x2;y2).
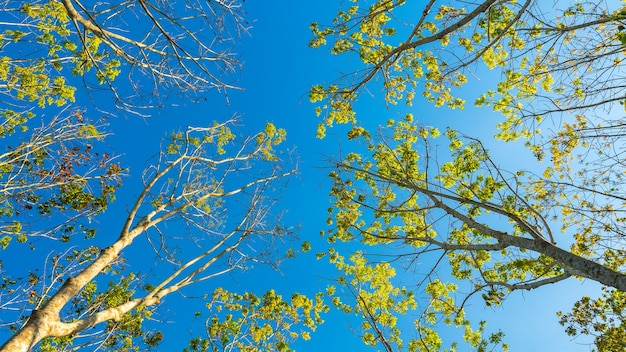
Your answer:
311;0;626;350
0;1;326;351
0;118;323;351
310;0;626;138
0;0;252;252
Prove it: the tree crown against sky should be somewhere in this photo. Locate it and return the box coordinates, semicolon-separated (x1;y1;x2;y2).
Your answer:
310;0;626;351
2;0;626;351
0;0;325;351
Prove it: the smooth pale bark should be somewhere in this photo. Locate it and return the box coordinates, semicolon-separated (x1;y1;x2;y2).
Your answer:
0;233;146;351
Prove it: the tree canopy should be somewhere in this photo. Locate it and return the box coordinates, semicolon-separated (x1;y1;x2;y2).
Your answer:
311;0;626;351
0;1;325;351
3;0;626;351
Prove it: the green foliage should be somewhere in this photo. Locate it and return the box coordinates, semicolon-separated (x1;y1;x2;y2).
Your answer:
0;235;11;249
192;288;328;351
313;1;626;350
2;0;254;119
323;119;519;351
1;0;183;119
325;250;418;349
0;109;36;138
0;1;308;351
310;1;626;155
558;288;626;352
322;115;626;349
39;335;73;352
0;1;81;124
257;123;287;161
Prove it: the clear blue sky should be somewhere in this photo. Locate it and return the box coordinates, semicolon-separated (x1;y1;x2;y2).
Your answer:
1;1;602;351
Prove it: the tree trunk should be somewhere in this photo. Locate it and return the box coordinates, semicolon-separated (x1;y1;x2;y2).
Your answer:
0;309;57;352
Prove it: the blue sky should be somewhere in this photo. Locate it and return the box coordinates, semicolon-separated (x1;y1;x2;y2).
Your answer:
0;0;604;351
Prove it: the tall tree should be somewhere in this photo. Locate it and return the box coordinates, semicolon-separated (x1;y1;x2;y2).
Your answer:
0;118;323;351
0;1;326;351
311;0;626;350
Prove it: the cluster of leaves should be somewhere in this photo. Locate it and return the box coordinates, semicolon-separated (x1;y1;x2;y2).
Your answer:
321;116;546;351
319;249;502;352
0;0;121;123
186;288;327;352
0;0;127;251
558;287;626;352
0;0;248;118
